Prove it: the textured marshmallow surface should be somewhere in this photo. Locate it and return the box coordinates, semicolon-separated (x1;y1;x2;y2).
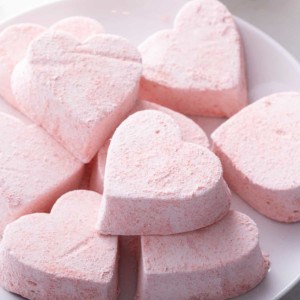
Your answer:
0;113;83;235
132;100;209;147
89;100;209;193
50;16;105;42
98;110;230;235
139;0;247;117
12;31;142;163
0;23;46;106
212;92;300;222
0;190;118;300
0;17;104;107
137;210;269;300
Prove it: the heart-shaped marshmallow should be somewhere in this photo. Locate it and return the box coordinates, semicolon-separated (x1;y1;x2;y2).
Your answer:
98;110;231;235
0;190;118;300
0;113;83;235
133;100;210;147
0;17;104;107
137;210;269;300
12;31;142;163
212;92;300;222
139;0;247;117
89;100;209;193
0;23;46;106
50;16;105;42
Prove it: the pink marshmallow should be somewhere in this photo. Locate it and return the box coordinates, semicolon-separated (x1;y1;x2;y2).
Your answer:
0;17;103;107
11;31;142;163
97;110;231;235
139;0;247;117
212;92;300;222
50;16;105;42
137;210;269;300
89;100;209;193
89;140;111;194
0;190;118;300
0;23;46;106
0;113;84;235
133;100;209;147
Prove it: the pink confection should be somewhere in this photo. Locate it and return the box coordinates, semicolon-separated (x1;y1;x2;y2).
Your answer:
50;16;105;42
133;101;209;147
89;100;209;193
11;31;142;163
89;140;111;194
0;17;103;107
0;190;118;300
212;92;300;222
118;236;140;298
0;23;45;106
0;113;84;236
97;110;231;235
139;0;247;117
137;210;269;300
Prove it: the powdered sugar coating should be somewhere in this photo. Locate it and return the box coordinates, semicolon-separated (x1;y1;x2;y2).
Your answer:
133;101;209;147
11;31;142;163
0;190;118;300
139;0;247;117
0;17;104;107
89;100;209;193
212;92;300;222
0;113;83;236
137;210;269;299
98;110;230;235
50;16;105;42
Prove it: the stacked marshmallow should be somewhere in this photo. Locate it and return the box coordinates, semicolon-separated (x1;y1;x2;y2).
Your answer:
1;0;299;299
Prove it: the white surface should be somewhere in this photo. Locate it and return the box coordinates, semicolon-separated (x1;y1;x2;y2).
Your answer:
221;0;300;62
0;0;299;299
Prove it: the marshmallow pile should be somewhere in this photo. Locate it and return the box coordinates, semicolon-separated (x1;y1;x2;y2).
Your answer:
0;0;298;299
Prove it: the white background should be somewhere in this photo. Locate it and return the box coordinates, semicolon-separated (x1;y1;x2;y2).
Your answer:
0;0;299;299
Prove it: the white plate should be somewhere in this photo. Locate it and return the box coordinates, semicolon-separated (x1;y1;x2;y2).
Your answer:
0;1;300;299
